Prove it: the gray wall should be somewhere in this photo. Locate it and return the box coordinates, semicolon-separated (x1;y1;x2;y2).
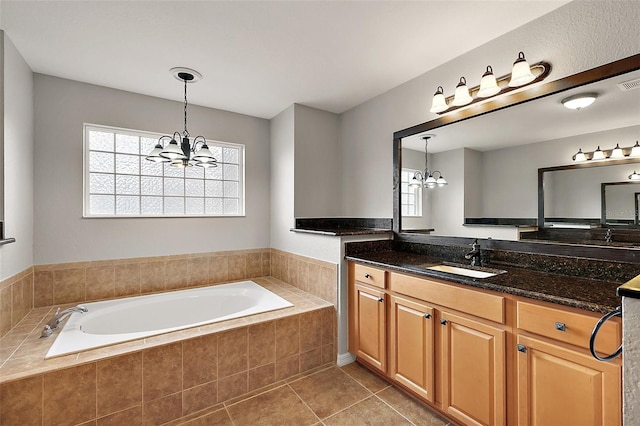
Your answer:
338;1;640;235
33;74;270;264
0;32;33;280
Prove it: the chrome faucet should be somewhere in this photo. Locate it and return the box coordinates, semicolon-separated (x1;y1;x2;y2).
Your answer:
40;306;88;338
464;239;482;266
605;228;613;243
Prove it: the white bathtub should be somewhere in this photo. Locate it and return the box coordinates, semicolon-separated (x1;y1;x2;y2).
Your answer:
45;280;293;358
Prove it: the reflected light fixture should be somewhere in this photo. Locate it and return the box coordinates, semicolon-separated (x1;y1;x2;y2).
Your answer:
451;77;473;106
573;148;587;162
408;135;447;189
610;144;625;159
428;51;551;115
508;52;536;87
629;171;640;181
572;141;640;162
477;66;501;98
562;93;598;110
146;67;218;168
631;141;640;157
591;146;606;160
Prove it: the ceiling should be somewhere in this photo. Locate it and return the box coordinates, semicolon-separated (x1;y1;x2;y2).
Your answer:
0;1;568;119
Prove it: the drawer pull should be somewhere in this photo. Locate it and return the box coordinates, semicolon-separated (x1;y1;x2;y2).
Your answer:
555;322;566;332
364;273;371;279
517;344;527;353
424;313;431;319
377;297;384;303
440;319;447;325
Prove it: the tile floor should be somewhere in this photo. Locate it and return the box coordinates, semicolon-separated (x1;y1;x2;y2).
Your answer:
173;362;452;426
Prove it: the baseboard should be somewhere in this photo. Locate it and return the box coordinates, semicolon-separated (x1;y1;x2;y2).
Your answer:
337;352;356;366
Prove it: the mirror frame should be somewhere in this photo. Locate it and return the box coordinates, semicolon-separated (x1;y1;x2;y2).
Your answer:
393;54;640;235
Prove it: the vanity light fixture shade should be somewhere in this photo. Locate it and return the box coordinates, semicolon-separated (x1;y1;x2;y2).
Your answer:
430;86;448;113
573;148;587;162
591;146;606;160
477;66;501;98
610;144;625;159
629;171;640;181
630;141;640;157
451;77;473;106
562;93;597;110
508;52;536;87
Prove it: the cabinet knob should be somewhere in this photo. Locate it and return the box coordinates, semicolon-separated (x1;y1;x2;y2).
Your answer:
424;313;431;319
377;297;384;303
517;344;527;353
555;322;566;332
364;273;371;279
440;319;447;325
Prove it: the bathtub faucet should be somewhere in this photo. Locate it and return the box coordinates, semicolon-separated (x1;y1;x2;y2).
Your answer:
40;306;88;338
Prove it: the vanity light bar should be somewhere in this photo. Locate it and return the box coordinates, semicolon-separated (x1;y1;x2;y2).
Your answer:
573;141;640;162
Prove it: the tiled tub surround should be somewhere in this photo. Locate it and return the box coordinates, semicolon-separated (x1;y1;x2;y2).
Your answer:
0;267;34;339
0;277;336;425
32;248;338;309
345;240;639;313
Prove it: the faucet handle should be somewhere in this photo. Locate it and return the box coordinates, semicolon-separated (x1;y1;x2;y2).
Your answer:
470;238;479;246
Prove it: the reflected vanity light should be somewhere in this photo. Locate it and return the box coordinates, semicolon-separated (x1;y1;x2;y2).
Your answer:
428;52;551;115
572;141;640;162
561;92;598;110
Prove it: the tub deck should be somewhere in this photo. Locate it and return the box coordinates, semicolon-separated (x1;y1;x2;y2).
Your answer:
0;277;333;384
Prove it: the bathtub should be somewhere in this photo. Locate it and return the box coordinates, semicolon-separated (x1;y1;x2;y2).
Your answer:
45;280;293;358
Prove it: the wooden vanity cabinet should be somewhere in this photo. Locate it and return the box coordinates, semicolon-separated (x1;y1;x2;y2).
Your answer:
353;282;387;373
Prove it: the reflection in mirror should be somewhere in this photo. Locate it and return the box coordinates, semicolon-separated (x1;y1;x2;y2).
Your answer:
602;182;640;227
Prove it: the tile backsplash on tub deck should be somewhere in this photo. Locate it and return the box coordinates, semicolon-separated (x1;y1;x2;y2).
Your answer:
0;267;34;339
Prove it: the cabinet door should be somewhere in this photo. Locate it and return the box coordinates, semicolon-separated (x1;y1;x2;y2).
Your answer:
354;283;386;372
441;310;506;426
389;295;435;402
516;334;621;426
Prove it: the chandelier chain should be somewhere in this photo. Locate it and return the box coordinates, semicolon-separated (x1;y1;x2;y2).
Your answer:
183;78;189;138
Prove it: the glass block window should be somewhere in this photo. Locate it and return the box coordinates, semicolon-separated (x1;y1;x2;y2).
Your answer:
84;124;245;217
401;168;422;217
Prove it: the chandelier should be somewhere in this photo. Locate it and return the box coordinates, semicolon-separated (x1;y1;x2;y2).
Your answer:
409;135;447;189
145;67;218;168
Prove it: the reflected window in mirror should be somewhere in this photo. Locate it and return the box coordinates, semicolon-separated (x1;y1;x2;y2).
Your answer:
401;168;422;217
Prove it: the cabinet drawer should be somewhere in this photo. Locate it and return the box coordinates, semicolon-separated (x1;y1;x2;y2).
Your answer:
389;272;505;324
517;301;621;354
354;263;386;289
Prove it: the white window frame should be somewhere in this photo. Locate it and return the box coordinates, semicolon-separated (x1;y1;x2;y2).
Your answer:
83;123;245;218
401;168;422;217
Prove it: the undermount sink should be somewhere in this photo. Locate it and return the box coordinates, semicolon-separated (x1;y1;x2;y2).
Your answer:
424;264;506;279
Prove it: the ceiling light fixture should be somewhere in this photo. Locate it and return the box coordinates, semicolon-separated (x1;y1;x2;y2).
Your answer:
629;171;640;181
145;67;217;168
561;93;598;110
572;141;640;162
428;52;551;115
408;135;447;189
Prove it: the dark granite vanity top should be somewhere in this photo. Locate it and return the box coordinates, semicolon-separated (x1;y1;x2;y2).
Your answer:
291;217;393;236
292;227;393;236
346;249;625;314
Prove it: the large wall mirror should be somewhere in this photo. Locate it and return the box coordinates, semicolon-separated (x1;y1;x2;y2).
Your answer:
393;54;640;246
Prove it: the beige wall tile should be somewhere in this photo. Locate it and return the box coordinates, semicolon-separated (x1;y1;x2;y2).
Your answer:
321;343;335;365
246;252;262;278
34;270;54;307
287;257;299;288
209;256;229;283
300;348;323;372
97;406;142;426
182;381;217;416
188;256;210;287
97;352;143;417
143;342;182;402
143;392;182;425
300;310;323;353
276;315;299;359
114;263;140;297
249;363;276;391
320;266;338;305
227;254;246;281
248;321;275;368
53;268;86;305
183;333;217;389
44;363;96;426
0;375;43;425
261;251;271;277
139;261;166;294
0;287;12;337
218;327;248;378
165;259;189;290
297;261;310;293
217;371;248;402
86;265;115;302
322;307;336;346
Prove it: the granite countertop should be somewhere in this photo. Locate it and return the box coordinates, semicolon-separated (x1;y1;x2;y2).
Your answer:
291;227;393;236
346;250;622;314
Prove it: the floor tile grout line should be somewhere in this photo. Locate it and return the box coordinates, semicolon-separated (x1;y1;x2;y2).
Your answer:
223;382;290;409
373;393;419;426
315;393;378;423
285;382;324;425
285;363;334;385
